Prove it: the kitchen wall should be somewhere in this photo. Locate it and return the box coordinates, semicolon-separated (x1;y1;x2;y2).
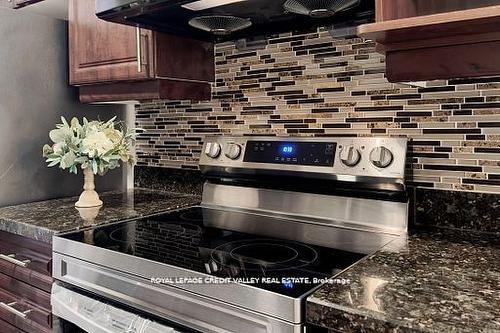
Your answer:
135;27;499;195
0;6;127;206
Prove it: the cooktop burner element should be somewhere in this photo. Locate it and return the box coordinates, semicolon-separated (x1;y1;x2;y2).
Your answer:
230;242;299;265
212;239;318;271
108;227;132;243
179;209;204;222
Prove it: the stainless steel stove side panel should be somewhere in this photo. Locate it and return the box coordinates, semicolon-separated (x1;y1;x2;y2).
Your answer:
52;237;303;324
53;253;302;333
202;183;408;235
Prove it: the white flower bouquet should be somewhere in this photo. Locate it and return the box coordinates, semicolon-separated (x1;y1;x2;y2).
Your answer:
43;116;135;175
42;117;137;208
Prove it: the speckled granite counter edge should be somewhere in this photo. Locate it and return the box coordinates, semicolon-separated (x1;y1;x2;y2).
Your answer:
0;189;201;244
306;229;500;333
307;295;430;333
0;217;56;244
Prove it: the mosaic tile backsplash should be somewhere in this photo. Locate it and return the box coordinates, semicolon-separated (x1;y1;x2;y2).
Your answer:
135;28;500;194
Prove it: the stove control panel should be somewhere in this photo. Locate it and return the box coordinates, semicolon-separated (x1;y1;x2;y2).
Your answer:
200;136;407;183
244;141;336;166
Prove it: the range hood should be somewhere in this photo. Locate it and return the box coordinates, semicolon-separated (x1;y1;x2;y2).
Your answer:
96;0;374;42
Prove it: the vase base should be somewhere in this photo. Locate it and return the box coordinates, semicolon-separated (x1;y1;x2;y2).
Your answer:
75;189;103;208
75;200;103;208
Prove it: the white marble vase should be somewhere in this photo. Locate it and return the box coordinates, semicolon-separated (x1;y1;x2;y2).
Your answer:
75;167;103;208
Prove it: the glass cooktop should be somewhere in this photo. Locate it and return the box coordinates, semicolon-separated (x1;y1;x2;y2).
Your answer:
62;207;366;298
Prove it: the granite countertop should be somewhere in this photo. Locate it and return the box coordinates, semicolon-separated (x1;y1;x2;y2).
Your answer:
0;188;200;243
307;228;500;333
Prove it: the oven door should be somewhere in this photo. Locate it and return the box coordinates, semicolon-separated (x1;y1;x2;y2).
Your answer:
52;253;303;333
51;283;195;333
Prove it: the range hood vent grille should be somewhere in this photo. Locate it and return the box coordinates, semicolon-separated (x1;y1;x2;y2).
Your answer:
97;0;374;42
188;15;252;35
283;0;361;18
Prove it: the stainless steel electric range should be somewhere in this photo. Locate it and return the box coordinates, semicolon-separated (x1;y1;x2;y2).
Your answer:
52;136;408;333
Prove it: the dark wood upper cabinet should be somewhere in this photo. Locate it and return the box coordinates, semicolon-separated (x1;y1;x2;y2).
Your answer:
69;0;152;85
357;0;500;82
69;0;214;102
373;0;500;21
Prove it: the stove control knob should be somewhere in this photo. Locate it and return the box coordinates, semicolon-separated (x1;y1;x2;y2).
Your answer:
370;146;393;168
205;142;221;158
224;143;242;160
339;145;361;167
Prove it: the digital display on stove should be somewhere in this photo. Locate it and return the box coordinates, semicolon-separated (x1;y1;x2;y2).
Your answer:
281;145;294;155
244;141;336;166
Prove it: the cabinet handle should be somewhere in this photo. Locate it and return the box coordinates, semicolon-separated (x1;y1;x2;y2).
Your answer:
0;253;30;267
136;27;142;72
0;302;32;319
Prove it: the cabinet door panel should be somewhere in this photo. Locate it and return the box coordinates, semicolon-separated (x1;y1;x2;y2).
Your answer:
0;256;52;293
155;34;215;82
0;288;51;333
0;318;24;333
0;273;51;311
0;233;52;278
376;0;500;21
69;0;153;85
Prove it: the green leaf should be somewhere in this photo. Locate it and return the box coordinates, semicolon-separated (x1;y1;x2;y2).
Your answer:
75;156;88;164
60;151;76;169
49;129;64;143
70;117;80;128
42;144;53;158
103;116;117;129
60;116;69;128
47;160;60;167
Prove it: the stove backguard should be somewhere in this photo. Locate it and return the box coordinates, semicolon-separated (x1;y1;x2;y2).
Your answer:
200;136;409;236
